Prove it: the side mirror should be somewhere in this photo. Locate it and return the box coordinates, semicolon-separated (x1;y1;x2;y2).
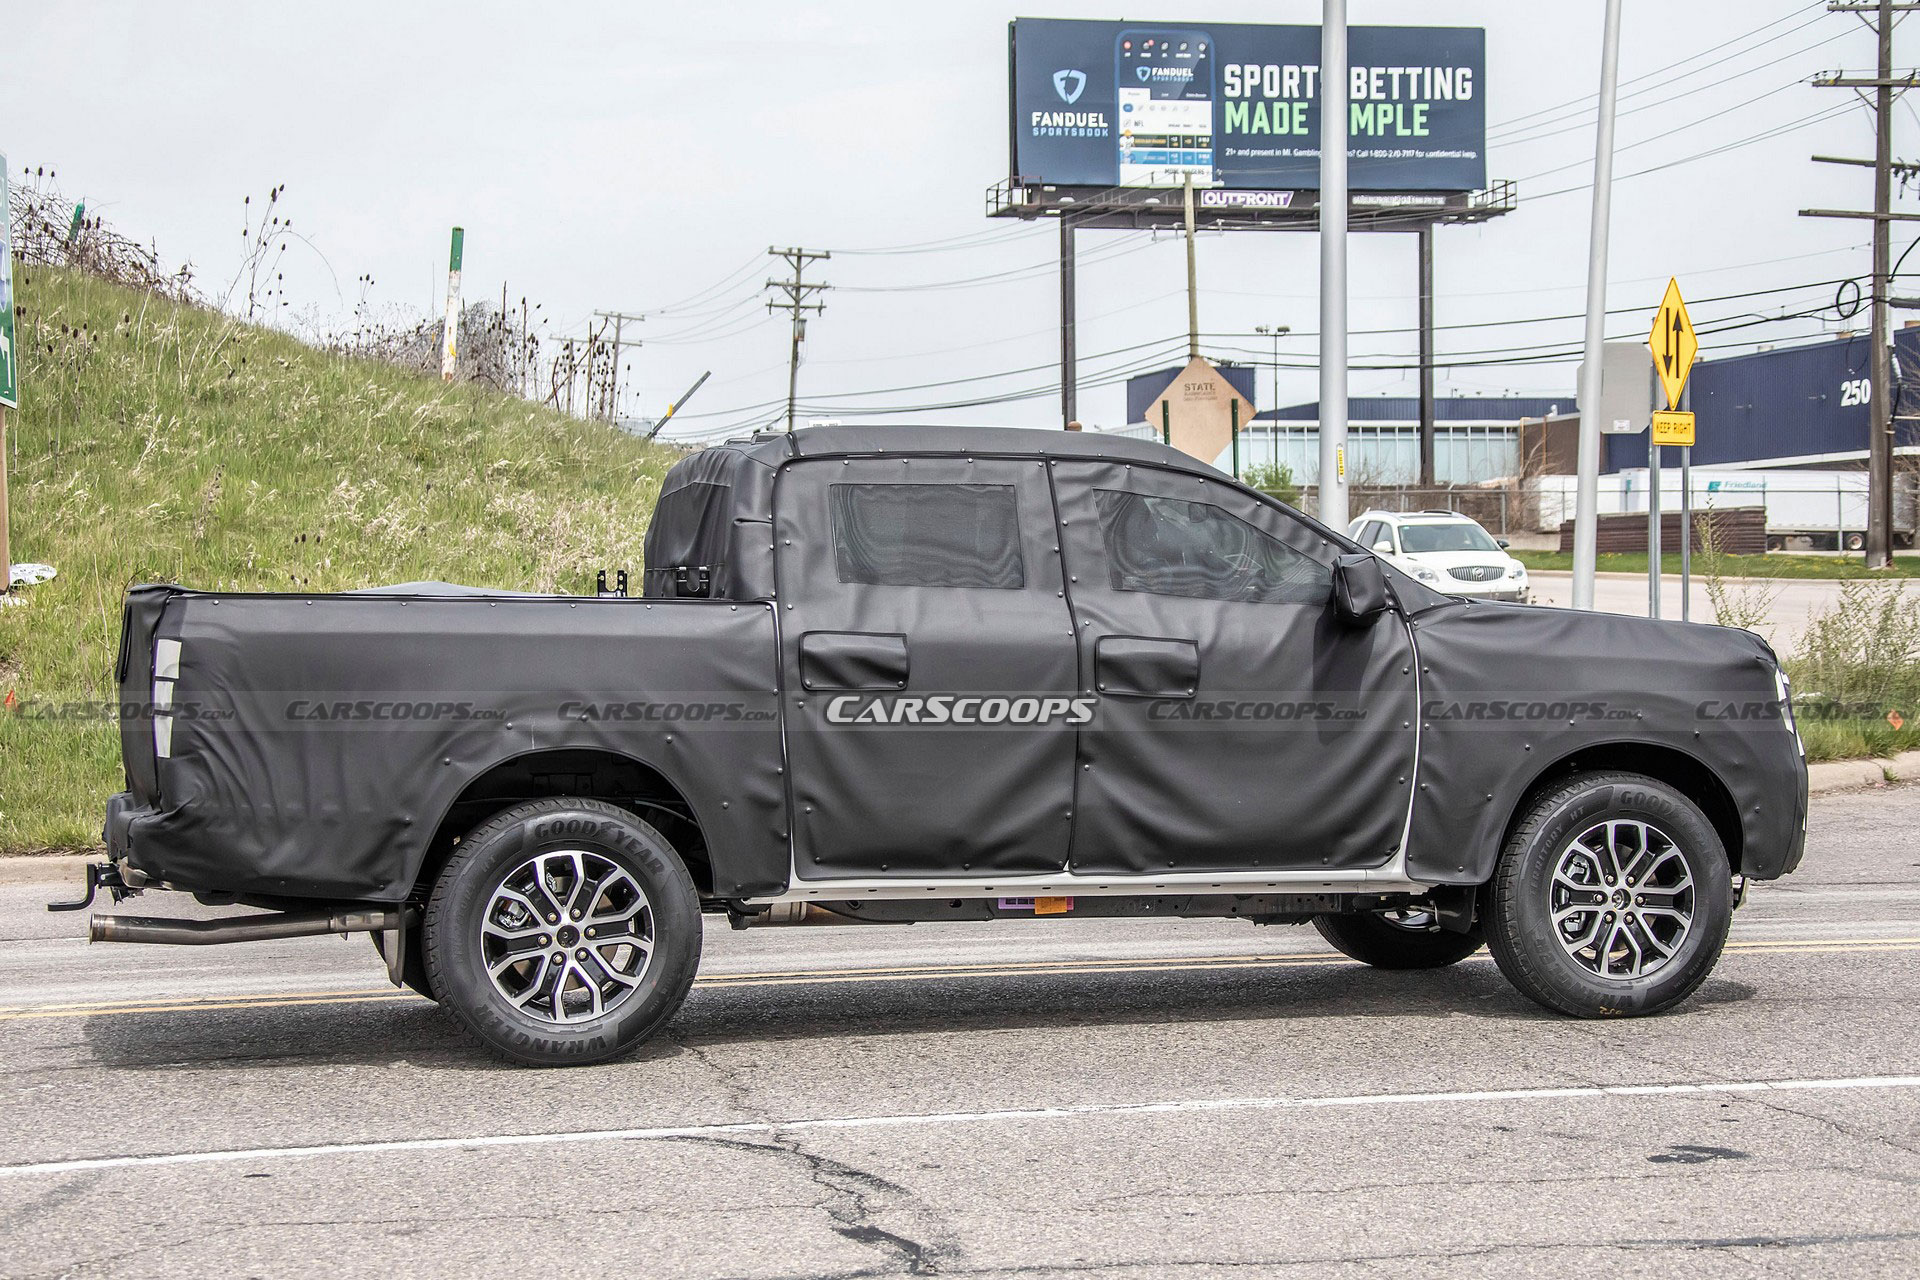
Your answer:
1496;538;1511;549
1372;539;1394;554
1332;554;1391;624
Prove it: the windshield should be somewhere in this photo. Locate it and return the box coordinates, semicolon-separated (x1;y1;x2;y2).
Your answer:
1398;521;1500;554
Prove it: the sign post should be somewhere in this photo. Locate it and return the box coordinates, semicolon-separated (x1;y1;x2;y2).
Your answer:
1647;277;1698;621
0;152;17;596
440;227;464;383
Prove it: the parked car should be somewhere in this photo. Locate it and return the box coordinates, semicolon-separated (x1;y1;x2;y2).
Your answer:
61;427;1806;1065
1349;509;1530;602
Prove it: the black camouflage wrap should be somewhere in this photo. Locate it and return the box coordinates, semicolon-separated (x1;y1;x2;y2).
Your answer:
107;426;1807;905
111;590;786;900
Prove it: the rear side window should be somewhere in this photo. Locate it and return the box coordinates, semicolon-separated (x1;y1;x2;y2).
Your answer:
1095;490;1331;605
831;483;1026;590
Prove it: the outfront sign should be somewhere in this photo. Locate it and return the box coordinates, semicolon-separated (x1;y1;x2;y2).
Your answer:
1010;18;1487;193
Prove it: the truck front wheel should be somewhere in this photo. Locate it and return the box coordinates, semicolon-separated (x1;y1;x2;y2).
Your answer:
1313;910;1484;969
1485;771;1732;1019
424;798;702;1066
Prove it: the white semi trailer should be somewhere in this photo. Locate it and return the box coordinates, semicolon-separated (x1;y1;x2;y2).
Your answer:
1536;468;1917;551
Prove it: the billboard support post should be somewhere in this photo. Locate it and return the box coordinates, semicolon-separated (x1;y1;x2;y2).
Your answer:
1572;0;1625;610
1417;222;1436;488
1317;0;1350;529
1184;175;1200;360
1060;216;1077;429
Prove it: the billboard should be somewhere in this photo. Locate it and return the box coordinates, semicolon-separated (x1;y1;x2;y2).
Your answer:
1010;18;1486;194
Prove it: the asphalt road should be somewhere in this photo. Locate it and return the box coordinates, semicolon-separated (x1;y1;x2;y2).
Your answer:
2;788;1917;1278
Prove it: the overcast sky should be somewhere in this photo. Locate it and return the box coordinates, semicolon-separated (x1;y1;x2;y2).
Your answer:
3;0;1902;438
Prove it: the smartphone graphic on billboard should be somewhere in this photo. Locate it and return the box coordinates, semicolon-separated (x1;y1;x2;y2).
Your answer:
1115;29;1216;187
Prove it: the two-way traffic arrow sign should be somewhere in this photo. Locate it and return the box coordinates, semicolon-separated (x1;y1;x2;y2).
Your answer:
1648;277;1697;410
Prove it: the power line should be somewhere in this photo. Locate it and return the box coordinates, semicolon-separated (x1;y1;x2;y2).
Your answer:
1486;2;1831;139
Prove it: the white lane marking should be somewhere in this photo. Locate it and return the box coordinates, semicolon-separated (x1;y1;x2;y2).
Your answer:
5;1074;1919;1181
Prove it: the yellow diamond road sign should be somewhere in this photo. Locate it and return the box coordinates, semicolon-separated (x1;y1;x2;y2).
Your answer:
1648;277;1698;411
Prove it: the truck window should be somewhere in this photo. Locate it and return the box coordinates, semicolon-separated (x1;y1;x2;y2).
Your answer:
1094;489;1331;605
831;483;1026;589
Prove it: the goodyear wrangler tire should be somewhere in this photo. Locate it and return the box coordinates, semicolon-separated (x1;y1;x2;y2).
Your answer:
1485;771;1732;1019
1313;910;1484;969
424;798;702;1066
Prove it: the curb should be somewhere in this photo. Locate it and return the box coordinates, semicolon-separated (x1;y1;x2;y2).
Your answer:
1807;749;1920;796
2;752;1913;889
0;855;92;887
1527;570;1860;584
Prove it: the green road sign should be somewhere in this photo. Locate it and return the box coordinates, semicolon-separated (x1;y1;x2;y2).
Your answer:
0;152;16;408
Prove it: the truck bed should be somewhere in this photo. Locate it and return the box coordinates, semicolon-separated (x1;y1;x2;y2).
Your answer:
111;586;786;902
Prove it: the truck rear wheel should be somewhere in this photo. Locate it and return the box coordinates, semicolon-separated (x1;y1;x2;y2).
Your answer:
1313;910;1484;969
1485;771;1732;1019
424;798;702;1066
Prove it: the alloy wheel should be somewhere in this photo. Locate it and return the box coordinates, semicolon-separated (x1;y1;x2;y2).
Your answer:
479;850;655;1022
1548;819;1695;981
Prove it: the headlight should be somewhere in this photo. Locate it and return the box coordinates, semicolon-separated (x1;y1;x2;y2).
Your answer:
1774;665;1803;757
1412;566;1441;583
1507;562;1526;580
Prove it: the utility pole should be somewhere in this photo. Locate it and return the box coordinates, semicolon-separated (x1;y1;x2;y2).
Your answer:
1802;0;1920;569
1572;0;1624;610
1317;0;1351;528
766;247;831;432
593;310;647;424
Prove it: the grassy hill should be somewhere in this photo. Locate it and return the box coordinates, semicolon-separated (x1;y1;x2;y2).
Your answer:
0;267;678;852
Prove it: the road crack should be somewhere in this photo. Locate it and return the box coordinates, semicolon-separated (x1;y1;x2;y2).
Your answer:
665;1132;960;1275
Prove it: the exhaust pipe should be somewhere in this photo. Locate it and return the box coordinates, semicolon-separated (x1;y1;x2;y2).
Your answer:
90;908;402;946
725;902;869;929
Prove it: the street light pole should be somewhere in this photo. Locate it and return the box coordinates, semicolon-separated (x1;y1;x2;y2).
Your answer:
1254;323;1290;471
1317;0;1350;529
1572;0;1625;610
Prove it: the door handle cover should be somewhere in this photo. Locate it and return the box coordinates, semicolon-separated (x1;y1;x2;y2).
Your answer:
1095;635;1199;699
800;632;910;690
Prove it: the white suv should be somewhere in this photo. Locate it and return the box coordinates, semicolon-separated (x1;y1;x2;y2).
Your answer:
1348;510;1529;603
